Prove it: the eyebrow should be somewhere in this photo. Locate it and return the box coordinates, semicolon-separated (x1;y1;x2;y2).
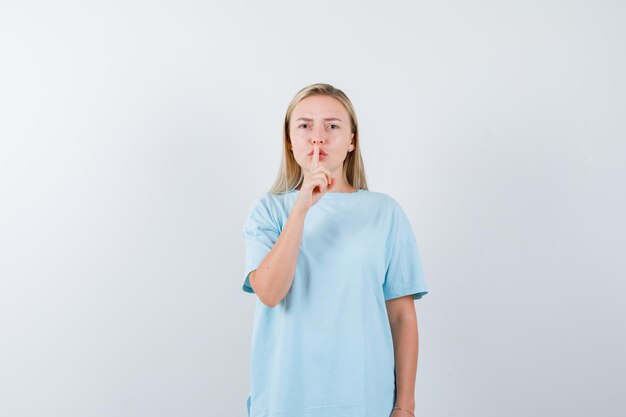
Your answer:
295;117;343;122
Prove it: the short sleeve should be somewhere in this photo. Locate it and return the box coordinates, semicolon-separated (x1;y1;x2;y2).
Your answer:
382;203;429;301
241;197;280;294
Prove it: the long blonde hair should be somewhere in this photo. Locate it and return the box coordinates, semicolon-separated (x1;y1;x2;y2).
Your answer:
269;83;369;194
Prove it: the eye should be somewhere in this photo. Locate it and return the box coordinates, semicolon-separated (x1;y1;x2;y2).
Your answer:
329;124;339;129
298;123;309;128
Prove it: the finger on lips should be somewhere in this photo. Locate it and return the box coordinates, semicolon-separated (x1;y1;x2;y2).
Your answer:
310;144;335;193
312;143;319;168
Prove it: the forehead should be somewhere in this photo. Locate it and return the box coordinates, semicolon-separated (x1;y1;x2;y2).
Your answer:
291;95;349;120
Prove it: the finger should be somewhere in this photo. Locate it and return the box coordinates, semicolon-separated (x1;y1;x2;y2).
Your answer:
314;166;333;187
317;177;328;193
321;166;333;184
312;143;319;170
311;165;332;180
313;173;328;193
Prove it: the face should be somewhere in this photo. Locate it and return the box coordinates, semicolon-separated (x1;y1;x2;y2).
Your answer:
289;95;355;174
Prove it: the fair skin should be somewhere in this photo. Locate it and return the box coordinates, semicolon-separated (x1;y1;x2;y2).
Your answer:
249;94;419;416
289;94;356;204
387;295;419;416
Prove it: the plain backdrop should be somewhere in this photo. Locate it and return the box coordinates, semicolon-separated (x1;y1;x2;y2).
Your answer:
1;1;624;416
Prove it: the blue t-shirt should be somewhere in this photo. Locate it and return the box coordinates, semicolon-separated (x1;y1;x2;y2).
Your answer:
242;188;429;417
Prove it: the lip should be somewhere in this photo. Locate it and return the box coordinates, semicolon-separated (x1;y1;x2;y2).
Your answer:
308;151;328;156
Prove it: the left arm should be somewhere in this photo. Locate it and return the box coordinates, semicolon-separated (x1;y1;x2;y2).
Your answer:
386;295;419;416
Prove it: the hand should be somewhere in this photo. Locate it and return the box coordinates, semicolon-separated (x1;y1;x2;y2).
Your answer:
293;143;335;213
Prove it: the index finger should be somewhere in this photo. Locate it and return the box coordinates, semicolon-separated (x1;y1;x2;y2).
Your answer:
312;143;319;169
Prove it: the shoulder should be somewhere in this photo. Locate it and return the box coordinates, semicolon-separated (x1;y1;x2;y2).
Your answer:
360;190;405;213
247;191;293;212
364;190;417;242
244;191;293;228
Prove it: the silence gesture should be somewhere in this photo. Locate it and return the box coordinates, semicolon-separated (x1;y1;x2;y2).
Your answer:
293;143;335;213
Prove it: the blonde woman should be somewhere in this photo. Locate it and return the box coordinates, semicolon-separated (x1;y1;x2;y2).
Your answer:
242;83;429;417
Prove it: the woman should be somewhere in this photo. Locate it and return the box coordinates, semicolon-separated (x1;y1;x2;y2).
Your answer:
242;83;429;417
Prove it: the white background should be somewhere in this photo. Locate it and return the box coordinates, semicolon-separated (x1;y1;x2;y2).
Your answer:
1;1;624;416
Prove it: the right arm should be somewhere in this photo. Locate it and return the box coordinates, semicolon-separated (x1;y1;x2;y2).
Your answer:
249;205;308;307
249;143;332;307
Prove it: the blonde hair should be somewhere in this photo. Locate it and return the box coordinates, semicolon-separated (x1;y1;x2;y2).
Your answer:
269;83;369;194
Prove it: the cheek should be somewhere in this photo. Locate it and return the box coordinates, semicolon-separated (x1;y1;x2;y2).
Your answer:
290;134;308;147
290;142;307;158
291;129;307;140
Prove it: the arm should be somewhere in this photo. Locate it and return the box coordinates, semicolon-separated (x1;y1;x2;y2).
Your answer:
386;295;419;415
250;143;334;307
249;205;308;308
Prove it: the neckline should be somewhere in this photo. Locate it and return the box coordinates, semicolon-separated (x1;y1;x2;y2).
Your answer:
289;189;364;199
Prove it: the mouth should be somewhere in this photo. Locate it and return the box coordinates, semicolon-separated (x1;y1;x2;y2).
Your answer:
308;151;328;156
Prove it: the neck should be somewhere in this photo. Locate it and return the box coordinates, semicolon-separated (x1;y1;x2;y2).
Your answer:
296;181;356;193
298;167;355;192
330;184;357;193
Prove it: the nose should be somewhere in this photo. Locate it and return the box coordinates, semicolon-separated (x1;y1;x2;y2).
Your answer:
311;126;326;144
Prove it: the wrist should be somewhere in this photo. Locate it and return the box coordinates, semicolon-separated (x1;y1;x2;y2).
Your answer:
393;406;415;416
394;402;415;412
394;397;415;410
290;203;309;217
288;208;308;224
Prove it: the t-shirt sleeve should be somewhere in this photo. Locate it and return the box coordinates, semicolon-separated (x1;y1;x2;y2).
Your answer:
241;196;280;294
382;203;429;301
